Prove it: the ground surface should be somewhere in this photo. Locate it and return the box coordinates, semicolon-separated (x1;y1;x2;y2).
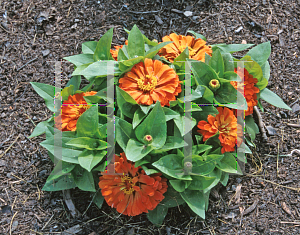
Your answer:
0;0;300;234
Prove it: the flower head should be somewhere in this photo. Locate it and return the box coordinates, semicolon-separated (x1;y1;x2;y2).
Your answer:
110;40;128;61
197;107;243;153
159;33;212;63
230;68;260;116
99;153;168;216
55;91;97;131
119;58;181;106
209;79;220;90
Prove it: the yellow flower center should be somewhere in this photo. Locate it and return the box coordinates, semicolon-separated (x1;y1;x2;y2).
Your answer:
178;45;196;56
120;175;135;195
75;104;90;116
137;74;158;92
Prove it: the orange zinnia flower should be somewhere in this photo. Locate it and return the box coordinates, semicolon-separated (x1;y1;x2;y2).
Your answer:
110;40;128;61
119;58;181;106
159;33;212;62
230;68;260;116
55;91;97;131
197;107;242;153
99;153;168;216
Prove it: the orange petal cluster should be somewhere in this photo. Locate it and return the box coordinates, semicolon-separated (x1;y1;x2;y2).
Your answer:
197;107;243;153
230;68;260;116
55;91;97;131
119;58;181;106
159;33;212;62
99;153;168;216
110;40;128;61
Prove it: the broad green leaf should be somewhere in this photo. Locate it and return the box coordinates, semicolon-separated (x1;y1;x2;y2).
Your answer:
140;104;154;114
72;165;96;192
173;47;189;68
46;160;75;181
141;165;159;175
223;71;241;81
29;120;51;138
82;41;97;54
94;27;114;61
260;88;291;110
135;101;167;148
133;108;146;129
174;116;197;137
128;25;145;58
30;82;55;112
220;172;229;186
76;106;98;137
209;49;224;78
115;118;135;151
214;82;238;104
152;154;192;180
78;150;106;172
42;174;76;191
116;87;139;118
246;41;271;66
61;85;74;101
187;30;206;41
211;44;254;53
119;56;143;69
261;61;270;80
169;180;186;192
125;138;154;162
145;41;173;59
147;204;168;226
66;76;81;92
222;53;234;72
64;54;94;67
191;105;218;125
192;145;212;155
162;107;180;121
188;175;216;190
66;137;108;150
72;61;120;77
191;154;223;176
160;186;185;208
180;189;206;219
160;136;187;150
92;190;104;209
216;152;242;174
203;168;222;193
117;47;128;61
245;115;259;141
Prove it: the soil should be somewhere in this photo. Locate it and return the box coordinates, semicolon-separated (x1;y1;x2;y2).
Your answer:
0;0;300;234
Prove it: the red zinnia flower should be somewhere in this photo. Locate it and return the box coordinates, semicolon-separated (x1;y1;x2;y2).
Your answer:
119;58;181;106
99;153;168;216
230;68;260;116
55;91;97;131
197;107;242;153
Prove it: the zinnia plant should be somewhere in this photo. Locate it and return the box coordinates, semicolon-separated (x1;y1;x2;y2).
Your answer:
29;25;291;225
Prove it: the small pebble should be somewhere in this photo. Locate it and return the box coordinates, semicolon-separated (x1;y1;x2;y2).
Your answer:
184;11;193;17
235;26;243;33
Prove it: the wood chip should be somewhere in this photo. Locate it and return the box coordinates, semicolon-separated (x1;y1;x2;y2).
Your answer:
281;201;292;215
62;225;82;235
235;184;242;204
242;199;259;216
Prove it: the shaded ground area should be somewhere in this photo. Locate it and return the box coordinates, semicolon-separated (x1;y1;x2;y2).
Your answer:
0;0;299;234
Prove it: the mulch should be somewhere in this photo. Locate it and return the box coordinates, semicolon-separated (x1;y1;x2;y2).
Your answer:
0;0;299;234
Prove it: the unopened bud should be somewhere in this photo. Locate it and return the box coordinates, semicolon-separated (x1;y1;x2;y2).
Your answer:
144;135;153;143
209;79;220;91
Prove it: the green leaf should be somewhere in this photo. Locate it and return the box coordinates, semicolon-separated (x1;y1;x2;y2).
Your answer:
152;154;192;180
245;115;259;141
92;190;104;209
145;41;173;59
223;71;241;81
30;82;55;112
66;76;81;92
261;61;270;80
66;137;108;150
214;82;238;104
209;49;224;78
29;120;51;138
78;150;106;172
212;44;254;53
82;41;97;54
163;107;180;121
141;165;159;175
116;87;139;118
216;152;242;174
187;30;206;41
42;174;76;191
180;189;206;219
192;105;218;125
169;180;186;192
260;88;291;110
61;85;74;101
174;116;196;137
135;101;167;148
72;61;120;77
115;118;135;151
117;47;128;61
64;54;94;67
46;160;76;181
220;172;229;186
125;139;154;162
76;106;98;137
173;47;189;68
72;165;96;192
119;56;143;70
246;42;271;66
188;175;216;190
94;28;114;61
128;25;145;58
203;168;222;193
160;136;187;150
222;53;234;72
133;108;146;129
191;154;223;176
192;145;212;155
147;204;168;226
160;186;185;208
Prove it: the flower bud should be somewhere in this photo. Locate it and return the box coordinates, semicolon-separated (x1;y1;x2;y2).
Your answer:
209;79;220;91
144;135;153;143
